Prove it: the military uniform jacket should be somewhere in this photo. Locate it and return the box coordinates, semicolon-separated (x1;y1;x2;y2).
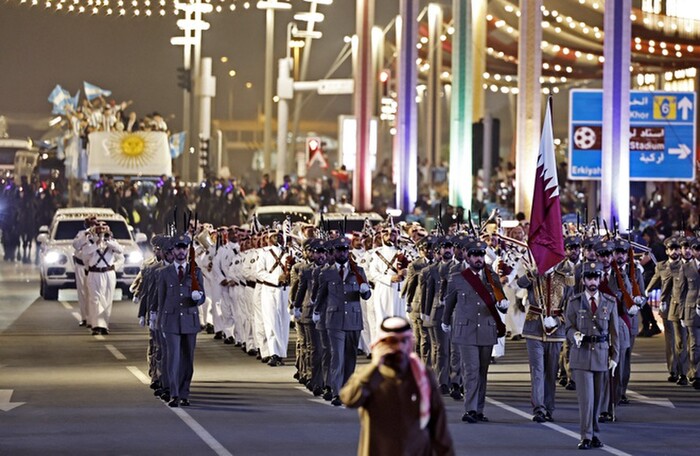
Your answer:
157;263;206;334
666;260;687;321
402;257;431;316
646;259;674;319
315;263;371;331
679;259;700;326
565;292;620;372
517;270;573;342
291;262;315;323
443;266;504;347
137;258;162;318
421;260;454;328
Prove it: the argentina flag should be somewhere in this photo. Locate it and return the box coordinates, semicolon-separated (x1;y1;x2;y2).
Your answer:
169;131;187;159
47;85;71;114
83;81;112;101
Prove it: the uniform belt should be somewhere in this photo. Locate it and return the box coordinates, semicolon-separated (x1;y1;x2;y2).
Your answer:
246;281;256;288
88;266;115;273
259;280;283;288
73;256;84;266
528;307;562;317
582;334;608;343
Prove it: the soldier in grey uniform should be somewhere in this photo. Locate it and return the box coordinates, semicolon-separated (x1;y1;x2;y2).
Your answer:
665;237;691;386
518;260;575;423
151;237;175;401
565;261;619;450
402;235;436;364
646;236;684;383
679;237;700;389
314;237;372;406
293;239;327;395
422;237;456;395
442;239;509;423
156;234;206;407
612;238;646;404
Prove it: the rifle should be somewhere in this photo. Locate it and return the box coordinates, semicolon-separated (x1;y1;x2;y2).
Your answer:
189;211;201;291
611;259;636;310
627;212;643;298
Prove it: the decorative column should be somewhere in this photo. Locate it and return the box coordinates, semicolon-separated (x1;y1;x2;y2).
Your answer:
515;0;542;216
471;0;487;121
601;0;632;230
426;4;443;177
395;0;419;213
449;0;472;209
353;0;375;211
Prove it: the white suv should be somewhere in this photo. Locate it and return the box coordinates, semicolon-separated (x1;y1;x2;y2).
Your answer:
37;207;147;300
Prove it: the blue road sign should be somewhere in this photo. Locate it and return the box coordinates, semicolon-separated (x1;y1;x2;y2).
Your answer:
569;89;696;181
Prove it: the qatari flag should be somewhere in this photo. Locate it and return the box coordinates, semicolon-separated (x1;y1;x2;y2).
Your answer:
528;99;565;274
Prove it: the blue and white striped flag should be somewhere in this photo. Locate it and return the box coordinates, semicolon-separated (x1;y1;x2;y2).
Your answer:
83;81;112;101
169;131;187;159
70;89;81;111
48;85;71;114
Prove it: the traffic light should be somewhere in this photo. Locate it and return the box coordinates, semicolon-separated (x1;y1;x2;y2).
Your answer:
199;136;210;169
177;67;192;92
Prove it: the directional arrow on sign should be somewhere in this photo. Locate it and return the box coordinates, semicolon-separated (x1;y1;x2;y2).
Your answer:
669;144;692;159
0;389;25;412
678;96;693;120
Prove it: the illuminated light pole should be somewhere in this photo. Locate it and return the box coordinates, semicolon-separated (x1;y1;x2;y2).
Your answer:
449;0;472;210
171;0;212;182
426;3;442;180
353;0;375;211
257;0;292;180
601;0;632;231
395;0;418;213
515;0;542;216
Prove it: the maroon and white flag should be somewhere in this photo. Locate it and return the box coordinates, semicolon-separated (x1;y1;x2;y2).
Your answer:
528;100;565;274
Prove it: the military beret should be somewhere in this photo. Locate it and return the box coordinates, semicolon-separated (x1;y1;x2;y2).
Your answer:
564;235;582;248
594;241;614;255
302;238;316;250
437;236;454;248
418;235;437;249
173;234;191;248
150;234;164;248
582;236;600;249
582;261;603;277
161;236;174;250
664;237;682;249
455;234;473;249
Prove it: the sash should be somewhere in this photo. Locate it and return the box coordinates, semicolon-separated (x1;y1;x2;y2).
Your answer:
598;279;632;331
268;248;284;274
461;269;506;338
375;250;399;274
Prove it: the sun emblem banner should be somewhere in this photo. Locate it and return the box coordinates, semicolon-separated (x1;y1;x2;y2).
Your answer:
87;131;172;176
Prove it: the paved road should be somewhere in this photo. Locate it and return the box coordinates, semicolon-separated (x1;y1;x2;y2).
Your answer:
0;262;698;455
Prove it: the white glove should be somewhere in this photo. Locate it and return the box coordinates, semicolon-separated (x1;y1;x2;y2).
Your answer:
681;319;687;328
573;331;583;348
696;307;700;318
421;314;431;324
138;316;146;327
627;305;639;316
633;296;645;306
191;290;203;301
293;307;302;320
148;311;157;331
441;323;451;333
543;316;558;329
496;299;510;311
359;282;370;294
132;296;140;304
660;301;669;313
609;359;618;376
312;312;321;324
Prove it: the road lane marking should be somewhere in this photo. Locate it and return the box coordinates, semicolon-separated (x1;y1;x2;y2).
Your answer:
71;312;82;322
0;389;26;412
126;366;233;456
105;344;126;360
625;390;675;408
485;397;632;456
93;334;105;340
60;301;72;310
126;366;151;385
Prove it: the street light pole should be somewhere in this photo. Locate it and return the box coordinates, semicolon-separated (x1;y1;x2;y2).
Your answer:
257;0;292;182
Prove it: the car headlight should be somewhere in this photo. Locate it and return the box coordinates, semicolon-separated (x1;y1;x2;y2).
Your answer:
45;251;67;265
126;250;144;264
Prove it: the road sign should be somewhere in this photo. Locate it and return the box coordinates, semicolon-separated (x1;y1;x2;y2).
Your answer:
317;79;354;95
569;89;696;181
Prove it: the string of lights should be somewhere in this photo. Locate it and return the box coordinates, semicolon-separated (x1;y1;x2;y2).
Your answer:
7;0;273;17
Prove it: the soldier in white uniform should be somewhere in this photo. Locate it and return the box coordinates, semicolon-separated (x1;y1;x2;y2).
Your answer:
367;227;408;327
213;228;238;344
82;222;124;335
237;235;259;356
256;230;292;366
72;216;97;327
